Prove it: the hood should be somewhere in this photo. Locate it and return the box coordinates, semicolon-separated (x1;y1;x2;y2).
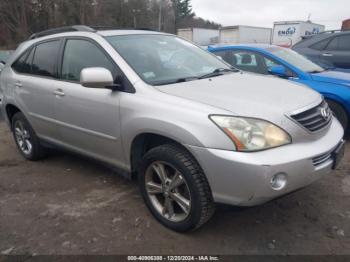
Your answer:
156;72;321;122
311;70;350;86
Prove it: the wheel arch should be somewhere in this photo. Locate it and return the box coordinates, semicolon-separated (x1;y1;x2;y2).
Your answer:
5;103;22;128
324;94;350;116
129;132;198;180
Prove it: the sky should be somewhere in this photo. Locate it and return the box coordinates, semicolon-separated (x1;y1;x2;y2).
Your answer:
191;0;349;30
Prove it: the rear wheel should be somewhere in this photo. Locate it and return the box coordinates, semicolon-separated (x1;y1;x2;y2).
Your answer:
326;100;348;131
138;144;215;232
11;112;46;161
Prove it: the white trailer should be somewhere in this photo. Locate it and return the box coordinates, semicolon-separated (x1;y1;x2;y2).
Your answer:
177;28;220;46
219;25;272;44
272;21;325;47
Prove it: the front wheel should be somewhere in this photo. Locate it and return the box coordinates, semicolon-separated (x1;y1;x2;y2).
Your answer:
138;144;215;232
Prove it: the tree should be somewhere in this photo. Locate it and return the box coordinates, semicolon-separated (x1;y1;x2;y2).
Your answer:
171;0;193;30
0;0;219;48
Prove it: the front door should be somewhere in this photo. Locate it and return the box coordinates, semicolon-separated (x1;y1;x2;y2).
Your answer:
54;38;125;167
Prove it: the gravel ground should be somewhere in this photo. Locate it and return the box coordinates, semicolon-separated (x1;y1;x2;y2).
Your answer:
0;120;349;255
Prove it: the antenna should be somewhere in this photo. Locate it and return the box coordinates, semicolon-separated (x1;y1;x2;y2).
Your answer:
307;13;312;22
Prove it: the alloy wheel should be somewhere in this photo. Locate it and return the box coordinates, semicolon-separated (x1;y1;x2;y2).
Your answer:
145;161;192;222
14;120;33;156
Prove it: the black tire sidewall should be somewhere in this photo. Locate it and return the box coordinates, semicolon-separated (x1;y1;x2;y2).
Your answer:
327;100;348;131
138;146;204;232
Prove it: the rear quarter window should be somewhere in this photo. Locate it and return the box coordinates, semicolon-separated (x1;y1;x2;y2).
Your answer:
11;48;33;74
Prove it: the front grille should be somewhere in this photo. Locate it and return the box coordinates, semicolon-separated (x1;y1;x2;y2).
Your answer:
312;151;332;166
290;100;332;132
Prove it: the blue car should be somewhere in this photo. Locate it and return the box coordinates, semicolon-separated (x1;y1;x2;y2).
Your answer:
208;44;350;131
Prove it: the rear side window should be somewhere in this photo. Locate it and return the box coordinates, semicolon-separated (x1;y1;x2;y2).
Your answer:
32;40;60;78
326;37;339;50
326;35;350;51
338;35;350;51
61;39;115;81
310;38;330;50
12;49;31;74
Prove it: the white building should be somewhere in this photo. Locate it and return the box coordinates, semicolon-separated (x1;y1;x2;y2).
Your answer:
272;21;325;47
177;28;220;46
219;25;272;44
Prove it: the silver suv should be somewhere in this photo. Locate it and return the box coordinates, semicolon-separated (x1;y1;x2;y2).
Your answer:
0;26;345;232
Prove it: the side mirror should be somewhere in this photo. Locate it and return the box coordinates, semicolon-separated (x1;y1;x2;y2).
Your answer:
268;65;289;78
80;67;116;89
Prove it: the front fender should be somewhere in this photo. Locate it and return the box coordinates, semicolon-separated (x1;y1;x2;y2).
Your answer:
119;92;236;167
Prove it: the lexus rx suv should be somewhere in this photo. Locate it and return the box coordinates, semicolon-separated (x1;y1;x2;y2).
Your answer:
0;26;345;232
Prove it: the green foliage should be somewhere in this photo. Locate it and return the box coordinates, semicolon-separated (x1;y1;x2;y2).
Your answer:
172;0;193;18
0;0;219;47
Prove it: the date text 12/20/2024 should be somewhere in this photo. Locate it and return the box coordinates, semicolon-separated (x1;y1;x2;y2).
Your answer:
127;256;220;261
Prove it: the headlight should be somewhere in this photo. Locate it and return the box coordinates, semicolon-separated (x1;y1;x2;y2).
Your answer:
210;115;291;152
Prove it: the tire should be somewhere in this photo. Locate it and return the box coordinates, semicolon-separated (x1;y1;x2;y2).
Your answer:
138;144;215;232
11;112;46;161
326;100;348;131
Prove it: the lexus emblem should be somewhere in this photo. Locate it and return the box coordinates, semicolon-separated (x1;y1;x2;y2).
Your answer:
321;108;330;120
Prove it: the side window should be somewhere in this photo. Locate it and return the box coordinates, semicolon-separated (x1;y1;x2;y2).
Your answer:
263;56;296;78
234;52;257;67
12;49;30;74
61;39;115;82
231;51;267;74
310;38;330;50
264;57;280;68
32;40;61;77
22;47;35;74
326;37;339;50
212;50;232;65
338;35;350;51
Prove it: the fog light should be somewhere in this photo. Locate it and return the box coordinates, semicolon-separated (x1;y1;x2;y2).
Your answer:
270;173;287;191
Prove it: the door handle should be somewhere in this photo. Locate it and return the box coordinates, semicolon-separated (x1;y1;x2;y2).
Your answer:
322;53;333;57
15;82;23;88
54;89;65;97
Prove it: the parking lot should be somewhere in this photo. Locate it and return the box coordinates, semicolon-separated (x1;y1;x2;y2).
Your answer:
0;120;349;255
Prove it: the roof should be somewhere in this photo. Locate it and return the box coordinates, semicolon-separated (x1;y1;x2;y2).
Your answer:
28;25;165;40
209;43;274;50
97;30;166;37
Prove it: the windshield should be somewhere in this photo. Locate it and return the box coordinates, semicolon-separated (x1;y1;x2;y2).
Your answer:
106;34;231;85
266;46;324;73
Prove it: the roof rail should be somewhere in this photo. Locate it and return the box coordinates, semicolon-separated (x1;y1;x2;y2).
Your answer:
28;25;96;40
91;26;158;31
319;29;344;34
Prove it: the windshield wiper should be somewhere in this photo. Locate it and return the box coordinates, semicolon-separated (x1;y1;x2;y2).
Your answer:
153;76;199;86
198;68;238;79
308;70;325;74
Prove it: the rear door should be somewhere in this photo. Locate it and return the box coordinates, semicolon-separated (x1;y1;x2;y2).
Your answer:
11;39;62;141
54;37;126;166
321;34;350;69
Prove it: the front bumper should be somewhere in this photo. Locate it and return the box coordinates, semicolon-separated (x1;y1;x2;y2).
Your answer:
186;119;344;206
